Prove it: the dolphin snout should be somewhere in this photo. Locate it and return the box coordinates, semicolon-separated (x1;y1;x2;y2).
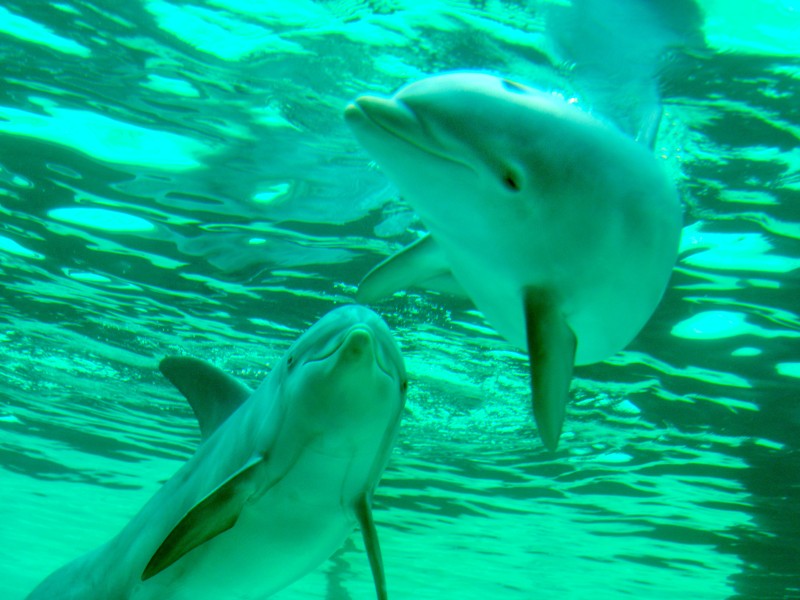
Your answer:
345;96;421;141
339;327;375;363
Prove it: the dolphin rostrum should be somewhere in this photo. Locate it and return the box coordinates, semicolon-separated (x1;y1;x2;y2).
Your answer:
27;305;407;599
345;72;681;451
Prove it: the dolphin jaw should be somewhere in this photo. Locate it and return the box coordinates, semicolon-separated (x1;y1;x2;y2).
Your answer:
304;324;395;379
347;95;469;171
293;327;402;448
346;96;417;137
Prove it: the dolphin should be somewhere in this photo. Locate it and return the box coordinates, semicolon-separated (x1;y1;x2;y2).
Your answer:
344;72;681;451
26;305;407;600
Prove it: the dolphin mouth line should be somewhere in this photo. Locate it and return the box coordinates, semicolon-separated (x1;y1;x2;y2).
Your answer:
304;326;393;376
351;99;471;171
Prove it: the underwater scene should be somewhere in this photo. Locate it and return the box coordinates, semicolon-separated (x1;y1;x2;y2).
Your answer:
1;0;799;598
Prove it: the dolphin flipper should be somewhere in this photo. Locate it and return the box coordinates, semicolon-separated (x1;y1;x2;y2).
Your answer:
357;234;467;303
635;105;663;150
355;495;387;600
524;288;577;452
160;356;253;439
142;455;275;581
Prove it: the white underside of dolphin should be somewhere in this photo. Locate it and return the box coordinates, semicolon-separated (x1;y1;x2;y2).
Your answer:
345;72;681;451
26;305;407;600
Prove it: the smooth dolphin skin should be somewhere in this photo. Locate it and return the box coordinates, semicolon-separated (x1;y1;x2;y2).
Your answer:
345;72;681;451
27;305;407;600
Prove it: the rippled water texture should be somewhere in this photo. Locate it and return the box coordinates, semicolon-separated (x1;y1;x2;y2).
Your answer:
1;1;799;599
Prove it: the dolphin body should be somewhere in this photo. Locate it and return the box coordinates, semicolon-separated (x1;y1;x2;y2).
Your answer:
27;305;407;600
345;72;681;451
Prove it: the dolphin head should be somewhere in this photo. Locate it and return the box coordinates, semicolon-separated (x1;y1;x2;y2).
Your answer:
345;72;623;229
278;305;407;448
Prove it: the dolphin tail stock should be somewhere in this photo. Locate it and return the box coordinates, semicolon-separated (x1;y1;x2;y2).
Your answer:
355;494;388;600
142;454;278;581
357;233;468;303
523;288;577;452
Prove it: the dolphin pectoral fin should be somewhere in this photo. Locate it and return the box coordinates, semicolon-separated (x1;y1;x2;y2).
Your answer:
355;495;387;600
417;271;470;299
524;289;577;452
635;104;664;150
160;356;253;440
358;234;466;303
142;456;272;581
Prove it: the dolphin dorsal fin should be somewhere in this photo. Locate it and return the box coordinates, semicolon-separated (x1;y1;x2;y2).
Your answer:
159;356;253;439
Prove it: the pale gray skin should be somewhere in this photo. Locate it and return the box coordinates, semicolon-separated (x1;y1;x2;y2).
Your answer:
27;305;407;600
345;72;681;451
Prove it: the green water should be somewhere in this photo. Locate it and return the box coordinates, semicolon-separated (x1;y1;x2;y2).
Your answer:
1;1;798;598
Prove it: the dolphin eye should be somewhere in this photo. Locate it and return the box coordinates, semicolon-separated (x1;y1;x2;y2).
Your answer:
503;171;521;192
501;78;530;94
400;380;408;394
287;355;295;369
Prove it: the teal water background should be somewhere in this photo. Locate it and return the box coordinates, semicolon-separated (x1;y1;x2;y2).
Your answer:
1;1;798;598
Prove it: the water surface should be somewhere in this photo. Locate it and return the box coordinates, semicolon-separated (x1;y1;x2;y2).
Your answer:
1;1;798;599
